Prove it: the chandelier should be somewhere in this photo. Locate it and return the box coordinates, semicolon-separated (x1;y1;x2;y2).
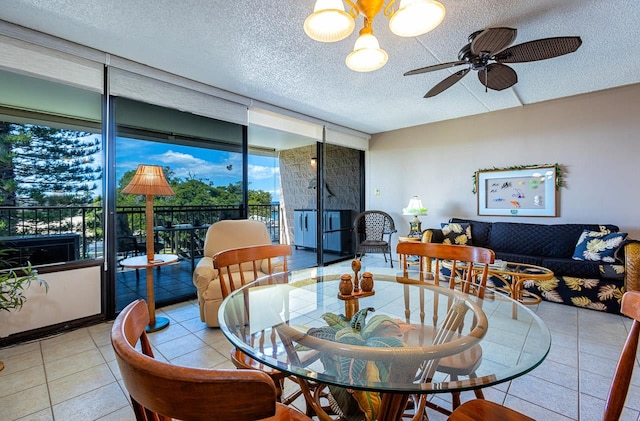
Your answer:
304;0;445;72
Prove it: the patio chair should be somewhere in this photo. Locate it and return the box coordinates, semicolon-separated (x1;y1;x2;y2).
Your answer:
353;210;397;267
111;299;311;421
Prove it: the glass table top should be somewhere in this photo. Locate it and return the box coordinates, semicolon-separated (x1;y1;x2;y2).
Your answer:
219;267;551;394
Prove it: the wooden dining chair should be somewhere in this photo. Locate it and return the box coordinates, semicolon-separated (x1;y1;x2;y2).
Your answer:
396;241;495;416
212;244;301;405
447;289;640;421
111;299;311;421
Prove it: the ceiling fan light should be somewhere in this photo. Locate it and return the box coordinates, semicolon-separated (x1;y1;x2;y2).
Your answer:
345;33;388;72
389;0;445;37
304;0;355;42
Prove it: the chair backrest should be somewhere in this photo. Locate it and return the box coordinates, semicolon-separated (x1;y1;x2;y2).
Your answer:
203;219;272;259
116;213;138;254
111;299;281;421
353;210;396;241
213;244;291;298
397;242;495;298
604;290;640;421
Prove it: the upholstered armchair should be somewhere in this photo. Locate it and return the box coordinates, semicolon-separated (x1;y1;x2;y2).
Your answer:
192;219;283;327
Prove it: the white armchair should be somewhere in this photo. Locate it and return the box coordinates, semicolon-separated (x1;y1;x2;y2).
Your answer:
192;219;282;327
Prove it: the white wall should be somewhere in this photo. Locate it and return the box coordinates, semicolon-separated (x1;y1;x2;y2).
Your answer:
0;266;102;338
367;83;640;246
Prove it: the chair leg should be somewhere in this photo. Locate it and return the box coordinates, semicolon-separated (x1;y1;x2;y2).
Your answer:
450;374;461;410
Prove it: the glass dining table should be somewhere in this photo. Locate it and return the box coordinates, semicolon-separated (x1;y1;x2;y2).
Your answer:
218;266;551;421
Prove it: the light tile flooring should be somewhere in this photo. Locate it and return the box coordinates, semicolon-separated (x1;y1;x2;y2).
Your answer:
1;256;640;420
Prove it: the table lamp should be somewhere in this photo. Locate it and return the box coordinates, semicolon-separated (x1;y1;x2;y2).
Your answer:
122;165;175;331
402;195;427;238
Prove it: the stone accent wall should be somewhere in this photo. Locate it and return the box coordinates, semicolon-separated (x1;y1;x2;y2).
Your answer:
279;144;361;244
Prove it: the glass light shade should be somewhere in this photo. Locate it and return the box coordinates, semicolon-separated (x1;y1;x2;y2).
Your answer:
304;0;355;42
389;0;445;37
345;33;389;72
403;195;427;215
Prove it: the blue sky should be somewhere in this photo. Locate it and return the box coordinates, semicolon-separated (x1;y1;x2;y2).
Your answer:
116;137;281;202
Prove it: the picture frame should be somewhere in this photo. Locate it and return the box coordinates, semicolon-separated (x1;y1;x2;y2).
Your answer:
476;165;557;216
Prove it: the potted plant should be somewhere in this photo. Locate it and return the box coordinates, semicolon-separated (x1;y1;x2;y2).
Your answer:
304;307;410;421
0;250;48;371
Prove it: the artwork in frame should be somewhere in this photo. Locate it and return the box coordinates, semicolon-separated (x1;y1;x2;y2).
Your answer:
476;165;558;216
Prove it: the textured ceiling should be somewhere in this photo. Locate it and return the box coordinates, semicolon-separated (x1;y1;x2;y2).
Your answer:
1;0;639;135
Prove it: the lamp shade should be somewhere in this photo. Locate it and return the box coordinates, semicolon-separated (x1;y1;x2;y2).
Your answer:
122;165;175;196
304;0;355;42
346;33;388;72
389;0;445;37
402;195;427;215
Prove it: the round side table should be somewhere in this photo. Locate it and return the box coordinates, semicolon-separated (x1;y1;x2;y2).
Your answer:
120;254;178;332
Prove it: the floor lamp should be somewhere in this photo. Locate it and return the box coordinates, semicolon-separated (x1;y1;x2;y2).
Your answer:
122;165;175;331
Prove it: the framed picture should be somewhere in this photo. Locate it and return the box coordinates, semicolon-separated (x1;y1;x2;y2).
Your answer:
476;165;557;216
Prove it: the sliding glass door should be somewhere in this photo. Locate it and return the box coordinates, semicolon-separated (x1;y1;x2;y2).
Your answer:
113;98;244;312
320;142;363;265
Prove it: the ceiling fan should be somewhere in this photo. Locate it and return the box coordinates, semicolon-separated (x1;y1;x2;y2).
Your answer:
404;27;582;98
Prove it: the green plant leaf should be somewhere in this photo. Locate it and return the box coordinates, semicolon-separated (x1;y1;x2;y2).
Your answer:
360;314;400;340
350;307;375;331
321;312;349;329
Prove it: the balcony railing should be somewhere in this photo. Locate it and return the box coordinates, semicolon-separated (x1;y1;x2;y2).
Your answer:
0;204;280;267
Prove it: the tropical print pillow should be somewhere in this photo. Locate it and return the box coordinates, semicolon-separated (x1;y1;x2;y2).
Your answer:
440;223;472;245
572;229;627;262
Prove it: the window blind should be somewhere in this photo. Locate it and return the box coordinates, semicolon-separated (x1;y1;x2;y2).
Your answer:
108;67;248;126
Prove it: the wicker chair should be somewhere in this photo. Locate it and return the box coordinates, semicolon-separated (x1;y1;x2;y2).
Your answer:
352;210;397;267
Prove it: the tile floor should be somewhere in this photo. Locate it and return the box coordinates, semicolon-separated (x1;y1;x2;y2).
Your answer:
1;256;639;420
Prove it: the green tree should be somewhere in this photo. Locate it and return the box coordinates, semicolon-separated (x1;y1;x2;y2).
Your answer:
116;168;272;207
0;122;101;206
249;189;272;206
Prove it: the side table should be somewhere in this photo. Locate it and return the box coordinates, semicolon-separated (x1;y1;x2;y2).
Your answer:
120;253;178;332
398;236;422;267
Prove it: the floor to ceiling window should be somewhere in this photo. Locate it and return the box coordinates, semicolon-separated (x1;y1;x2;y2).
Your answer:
320;142;363;265
0;69;103;269
113;98;246;312
249;123;365;269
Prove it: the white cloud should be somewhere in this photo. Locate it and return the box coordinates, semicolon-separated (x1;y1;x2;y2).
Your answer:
152;150;239;180
249;164;279;180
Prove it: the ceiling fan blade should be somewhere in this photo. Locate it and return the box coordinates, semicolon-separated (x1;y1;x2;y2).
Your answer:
404;61;466;76
425;68;471;98
470;27;517;56
494;36;582;63
478;63;517;91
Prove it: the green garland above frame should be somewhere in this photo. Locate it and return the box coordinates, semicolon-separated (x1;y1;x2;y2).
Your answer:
472;163;563;194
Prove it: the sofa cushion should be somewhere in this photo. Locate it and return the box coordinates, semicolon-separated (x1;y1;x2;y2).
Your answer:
572;230;627;262
541;257;602;279
450;218;492;247
440;222;473;245
493;252;544;267
488;222;619;258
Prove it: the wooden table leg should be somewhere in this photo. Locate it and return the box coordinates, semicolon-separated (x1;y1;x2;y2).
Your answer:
145;266;169;332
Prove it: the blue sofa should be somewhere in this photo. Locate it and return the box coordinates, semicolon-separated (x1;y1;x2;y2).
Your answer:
423;218;636;314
